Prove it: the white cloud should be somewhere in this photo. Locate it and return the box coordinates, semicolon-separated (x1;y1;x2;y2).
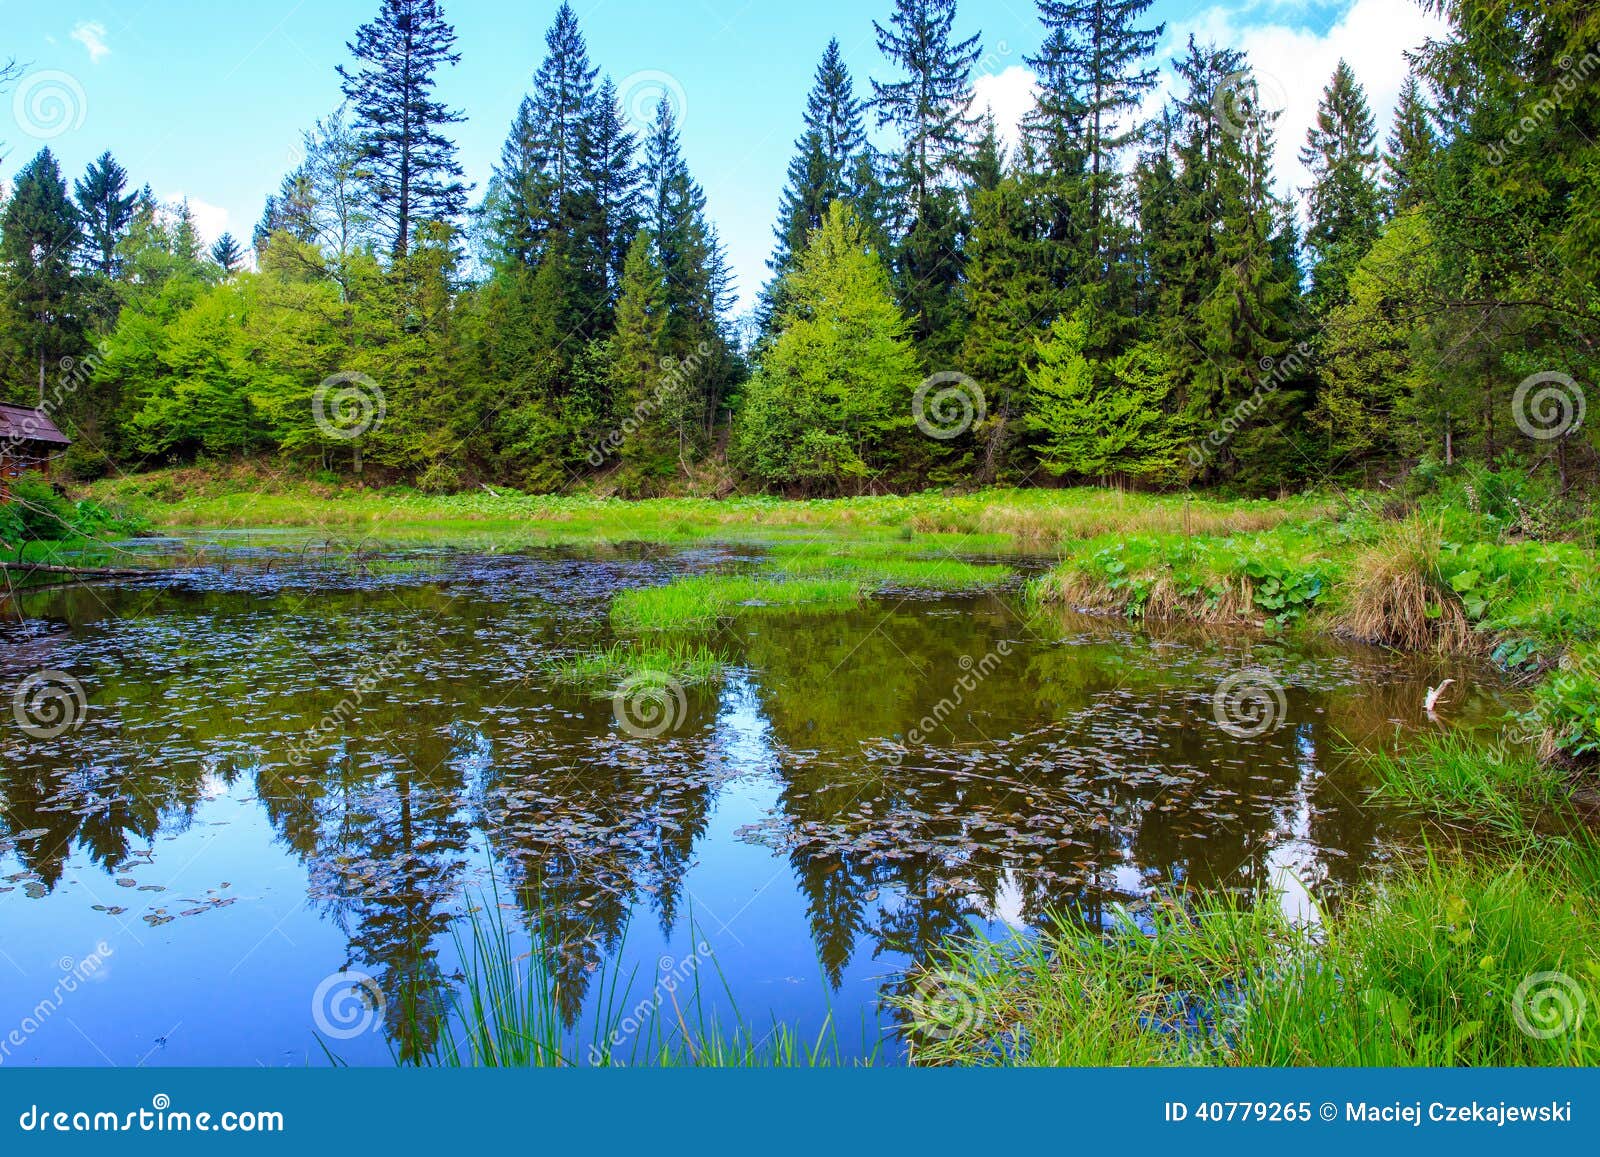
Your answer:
1164;0;1450;203
161;195;231;248
71;20;111;64
972;65;1038;157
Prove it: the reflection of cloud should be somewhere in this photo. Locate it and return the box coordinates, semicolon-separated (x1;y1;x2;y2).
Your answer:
72;21;111;64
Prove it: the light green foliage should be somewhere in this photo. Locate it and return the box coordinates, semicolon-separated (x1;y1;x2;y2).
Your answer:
735;202;919;489
1026;297;1182;483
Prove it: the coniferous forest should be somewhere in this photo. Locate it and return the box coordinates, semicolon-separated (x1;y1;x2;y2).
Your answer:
1;0;1596;500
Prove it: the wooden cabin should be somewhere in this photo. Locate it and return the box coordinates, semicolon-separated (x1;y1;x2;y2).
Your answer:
0;403;72;500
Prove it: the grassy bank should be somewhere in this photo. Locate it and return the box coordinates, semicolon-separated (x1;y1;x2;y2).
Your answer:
86;463;1324;553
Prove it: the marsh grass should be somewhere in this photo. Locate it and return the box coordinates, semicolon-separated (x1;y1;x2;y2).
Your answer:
911;838;1600;1067
611;574;863;632
1339;517;1476;653
552;641;729;688
1367;734;1570;834
399;898;866;1068
765;543;1014;590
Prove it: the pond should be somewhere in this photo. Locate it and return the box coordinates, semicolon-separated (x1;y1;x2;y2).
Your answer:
0;537;1510;1065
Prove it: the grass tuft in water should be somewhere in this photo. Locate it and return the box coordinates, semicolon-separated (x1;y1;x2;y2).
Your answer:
553;641;729;688
764;543;1013;591
398;897;866;1068
611;574;863;632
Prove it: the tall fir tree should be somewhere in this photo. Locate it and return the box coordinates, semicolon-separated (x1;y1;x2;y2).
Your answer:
337;0;469;259
1027;0;1163;292
490;2;598;267
763;39;870;327
1300;60;1383;312
1383;73;1437;215
873;0;982;358
73;152;137;277
0;149;84;404
573;76;643;309
959;170;1053;481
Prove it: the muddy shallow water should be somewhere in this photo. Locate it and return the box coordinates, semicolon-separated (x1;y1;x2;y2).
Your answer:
0;538;1510;1065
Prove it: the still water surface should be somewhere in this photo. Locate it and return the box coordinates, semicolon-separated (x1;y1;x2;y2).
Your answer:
0;537;1507;1064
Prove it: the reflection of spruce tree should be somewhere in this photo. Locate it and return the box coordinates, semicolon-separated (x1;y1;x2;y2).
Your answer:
0;755;209;889
479;708;720;1027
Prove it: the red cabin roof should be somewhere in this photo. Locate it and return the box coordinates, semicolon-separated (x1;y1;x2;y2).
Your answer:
0;404;71;447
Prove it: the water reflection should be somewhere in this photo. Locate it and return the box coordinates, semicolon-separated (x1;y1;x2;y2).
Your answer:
0;547;1509;1064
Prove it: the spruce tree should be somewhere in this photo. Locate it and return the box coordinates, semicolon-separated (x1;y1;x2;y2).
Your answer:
872;0;982;356
1300;60;1383;311
573;76;642;308
210;233;245;272
767;39;868;293
73;152;137;277
337;0;469;259
959;171;1052;481
1383;73;1436;214
491;2;598;267
0;149;84;403
1027;0;1163;282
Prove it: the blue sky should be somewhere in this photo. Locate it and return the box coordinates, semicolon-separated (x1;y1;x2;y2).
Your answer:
1;0;1444;313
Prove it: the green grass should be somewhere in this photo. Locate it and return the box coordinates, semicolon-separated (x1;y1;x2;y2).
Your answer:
905;838;1600;1067
764;542;1014;591
388;898;866;1068
611;574;864;632
1367;734;1571;835
552;641;729;688
85;463;1325;555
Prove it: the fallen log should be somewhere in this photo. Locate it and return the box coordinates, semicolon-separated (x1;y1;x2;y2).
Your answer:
0;562;152;578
